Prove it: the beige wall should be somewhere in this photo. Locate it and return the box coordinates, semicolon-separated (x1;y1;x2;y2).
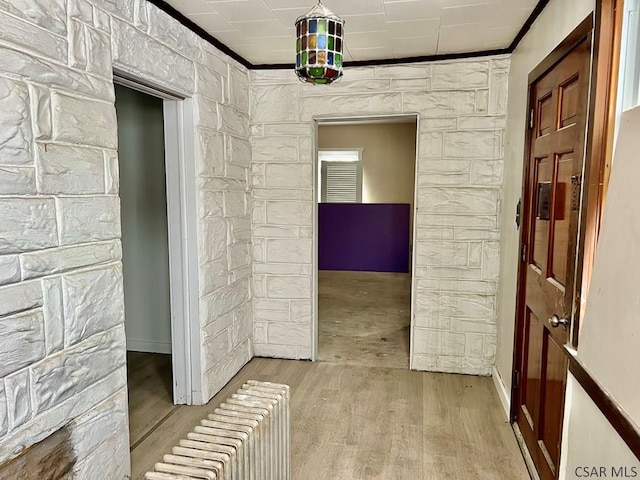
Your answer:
561;376;640;479
577;105;640;428
495;0;594;399
559;106;640;477
318;122;417;207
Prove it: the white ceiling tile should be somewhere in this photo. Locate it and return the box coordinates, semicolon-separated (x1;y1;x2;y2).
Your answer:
384;0;444;22
441;0;496;6
262;0;318;8
165;0;215;15
265;51;296;64
440;2;502;27
488;7;534;28
341;13;388;33
187;12;234;31
391;35;438;56
231;19;291;37
253;36;295;50
171;0;538;63
204;0;276;22
233;43;262;58
271;7;310;27
500;0;538;8
213;29;254;46
485;25;521;43
387;18;440;38
437;22;513;53
323;0;385;16
345;31;390;50
348;46;395;61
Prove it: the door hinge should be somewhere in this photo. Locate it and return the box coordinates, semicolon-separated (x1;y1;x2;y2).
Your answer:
520;243;527;263
514;370;520;389
529;108;535;129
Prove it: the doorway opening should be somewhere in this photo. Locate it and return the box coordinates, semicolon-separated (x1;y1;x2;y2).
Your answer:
114;76;198;453
314;117;418;369
115;83;175;450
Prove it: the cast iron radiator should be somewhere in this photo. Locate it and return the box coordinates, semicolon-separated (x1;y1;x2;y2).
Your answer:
144;381;290;480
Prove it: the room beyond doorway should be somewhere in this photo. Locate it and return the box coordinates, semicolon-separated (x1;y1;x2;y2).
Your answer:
318;271;411;368
315;118;418;369
113;73;198;406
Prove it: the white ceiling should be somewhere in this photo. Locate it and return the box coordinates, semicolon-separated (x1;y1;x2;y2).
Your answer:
164;0;538;65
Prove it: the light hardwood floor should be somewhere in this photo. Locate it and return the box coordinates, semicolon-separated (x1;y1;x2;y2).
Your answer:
127;352;177;450
318;270;412;369
128;356;530;479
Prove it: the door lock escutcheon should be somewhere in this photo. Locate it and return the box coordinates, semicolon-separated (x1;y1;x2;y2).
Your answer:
548;314;570;328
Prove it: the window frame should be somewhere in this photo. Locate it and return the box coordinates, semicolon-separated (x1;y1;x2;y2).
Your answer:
618;0;640;112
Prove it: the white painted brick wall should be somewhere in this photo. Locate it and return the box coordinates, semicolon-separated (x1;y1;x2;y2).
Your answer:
0;0;252;476
249;57;509;375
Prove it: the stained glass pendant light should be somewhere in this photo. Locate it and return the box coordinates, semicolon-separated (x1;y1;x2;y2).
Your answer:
295;0;345;84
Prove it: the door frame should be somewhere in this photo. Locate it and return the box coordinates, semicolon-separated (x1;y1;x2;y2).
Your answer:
310;114;420;365
510;0;623;471
114;71;201;405
510;16;594;423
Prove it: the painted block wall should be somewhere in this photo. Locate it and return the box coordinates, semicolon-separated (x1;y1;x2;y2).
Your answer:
0;0;251;476
250;58;509;374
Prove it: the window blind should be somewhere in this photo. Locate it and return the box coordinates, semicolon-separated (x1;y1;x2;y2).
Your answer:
322;161;359;203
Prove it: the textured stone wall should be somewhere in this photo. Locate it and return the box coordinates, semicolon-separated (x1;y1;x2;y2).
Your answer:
250;57;509;375
0;0;251;476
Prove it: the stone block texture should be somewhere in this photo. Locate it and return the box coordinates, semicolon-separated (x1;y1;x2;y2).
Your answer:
0;0;251;476
250;57;509;374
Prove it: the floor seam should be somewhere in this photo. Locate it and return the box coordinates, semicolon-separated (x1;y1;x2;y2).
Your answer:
130;404;181;452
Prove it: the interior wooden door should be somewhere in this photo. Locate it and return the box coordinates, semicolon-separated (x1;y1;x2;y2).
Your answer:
516;37;592;480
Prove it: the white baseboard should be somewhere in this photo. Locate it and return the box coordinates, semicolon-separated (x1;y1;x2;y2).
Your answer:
127;339;172;354
492;366;511;421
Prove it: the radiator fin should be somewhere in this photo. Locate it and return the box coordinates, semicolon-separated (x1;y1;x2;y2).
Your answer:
144;381;290;480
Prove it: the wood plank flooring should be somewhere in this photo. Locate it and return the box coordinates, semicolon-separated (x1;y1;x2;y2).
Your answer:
318;270;411;369
127;351;176;449
129;356;530;480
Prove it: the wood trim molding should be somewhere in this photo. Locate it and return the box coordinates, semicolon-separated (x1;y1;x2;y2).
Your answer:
568;354;640;462
145;0;549;70
573;0;624;347
254;48;512;70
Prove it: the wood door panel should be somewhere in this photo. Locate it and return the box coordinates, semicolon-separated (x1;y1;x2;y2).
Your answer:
532;156;552;271
523;308;542;430
538;92;555;137
533;128;579;158
539;335;568;470
551;152;574;285
559;75;581;128
516;36;592;480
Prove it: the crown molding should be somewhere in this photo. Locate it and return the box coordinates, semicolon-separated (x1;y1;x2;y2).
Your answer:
145;0;548;70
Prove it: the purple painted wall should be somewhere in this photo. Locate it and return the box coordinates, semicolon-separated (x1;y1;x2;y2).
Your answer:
318;203;411;273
